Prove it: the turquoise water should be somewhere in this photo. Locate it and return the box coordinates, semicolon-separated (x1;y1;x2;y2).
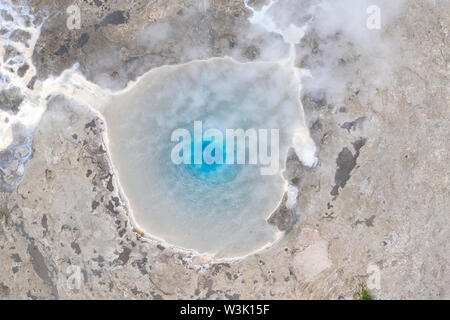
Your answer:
182;132;243;184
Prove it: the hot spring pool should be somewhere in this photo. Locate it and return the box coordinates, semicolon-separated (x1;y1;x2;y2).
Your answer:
98;57;310;258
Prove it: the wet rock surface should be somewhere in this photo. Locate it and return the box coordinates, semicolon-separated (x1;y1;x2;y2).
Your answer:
0;0;448;299
0;87;24;114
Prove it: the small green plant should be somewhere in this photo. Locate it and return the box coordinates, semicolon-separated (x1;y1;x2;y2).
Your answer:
353;287;373;300
361;288;373;300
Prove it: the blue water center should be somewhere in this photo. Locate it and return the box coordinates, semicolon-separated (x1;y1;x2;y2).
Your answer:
183;133;241;183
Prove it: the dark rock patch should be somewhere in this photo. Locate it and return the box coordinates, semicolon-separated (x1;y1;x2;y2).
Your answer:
17;63;29;77
0;9;13;22
9;29;32;46
55;44;69;56
11;253;22;263
76;33;89;48
3;45;22;62
117;247;131;265
27;244;58;298
0;282;10;297
341;116;366;132
71;241;82;254
27;76;37;89
268;206;298;232
41;214;48;236
91;200;100;210
85;119;96;129
331;138;367;196
353;214;376;227
97;11;129;28
244;45;260;60
0;87;24;114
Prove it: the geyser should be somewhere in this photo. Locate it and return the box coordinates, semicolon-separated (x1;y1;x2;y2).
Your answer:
100;57;309;258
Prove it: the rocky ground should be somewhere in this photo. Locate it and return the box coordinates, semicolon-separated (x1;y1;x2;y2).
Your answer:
0;0;448;299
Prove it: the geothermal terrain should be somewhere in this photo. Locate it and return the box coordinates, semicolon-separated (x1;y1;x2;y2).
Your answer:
0;0;448;299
